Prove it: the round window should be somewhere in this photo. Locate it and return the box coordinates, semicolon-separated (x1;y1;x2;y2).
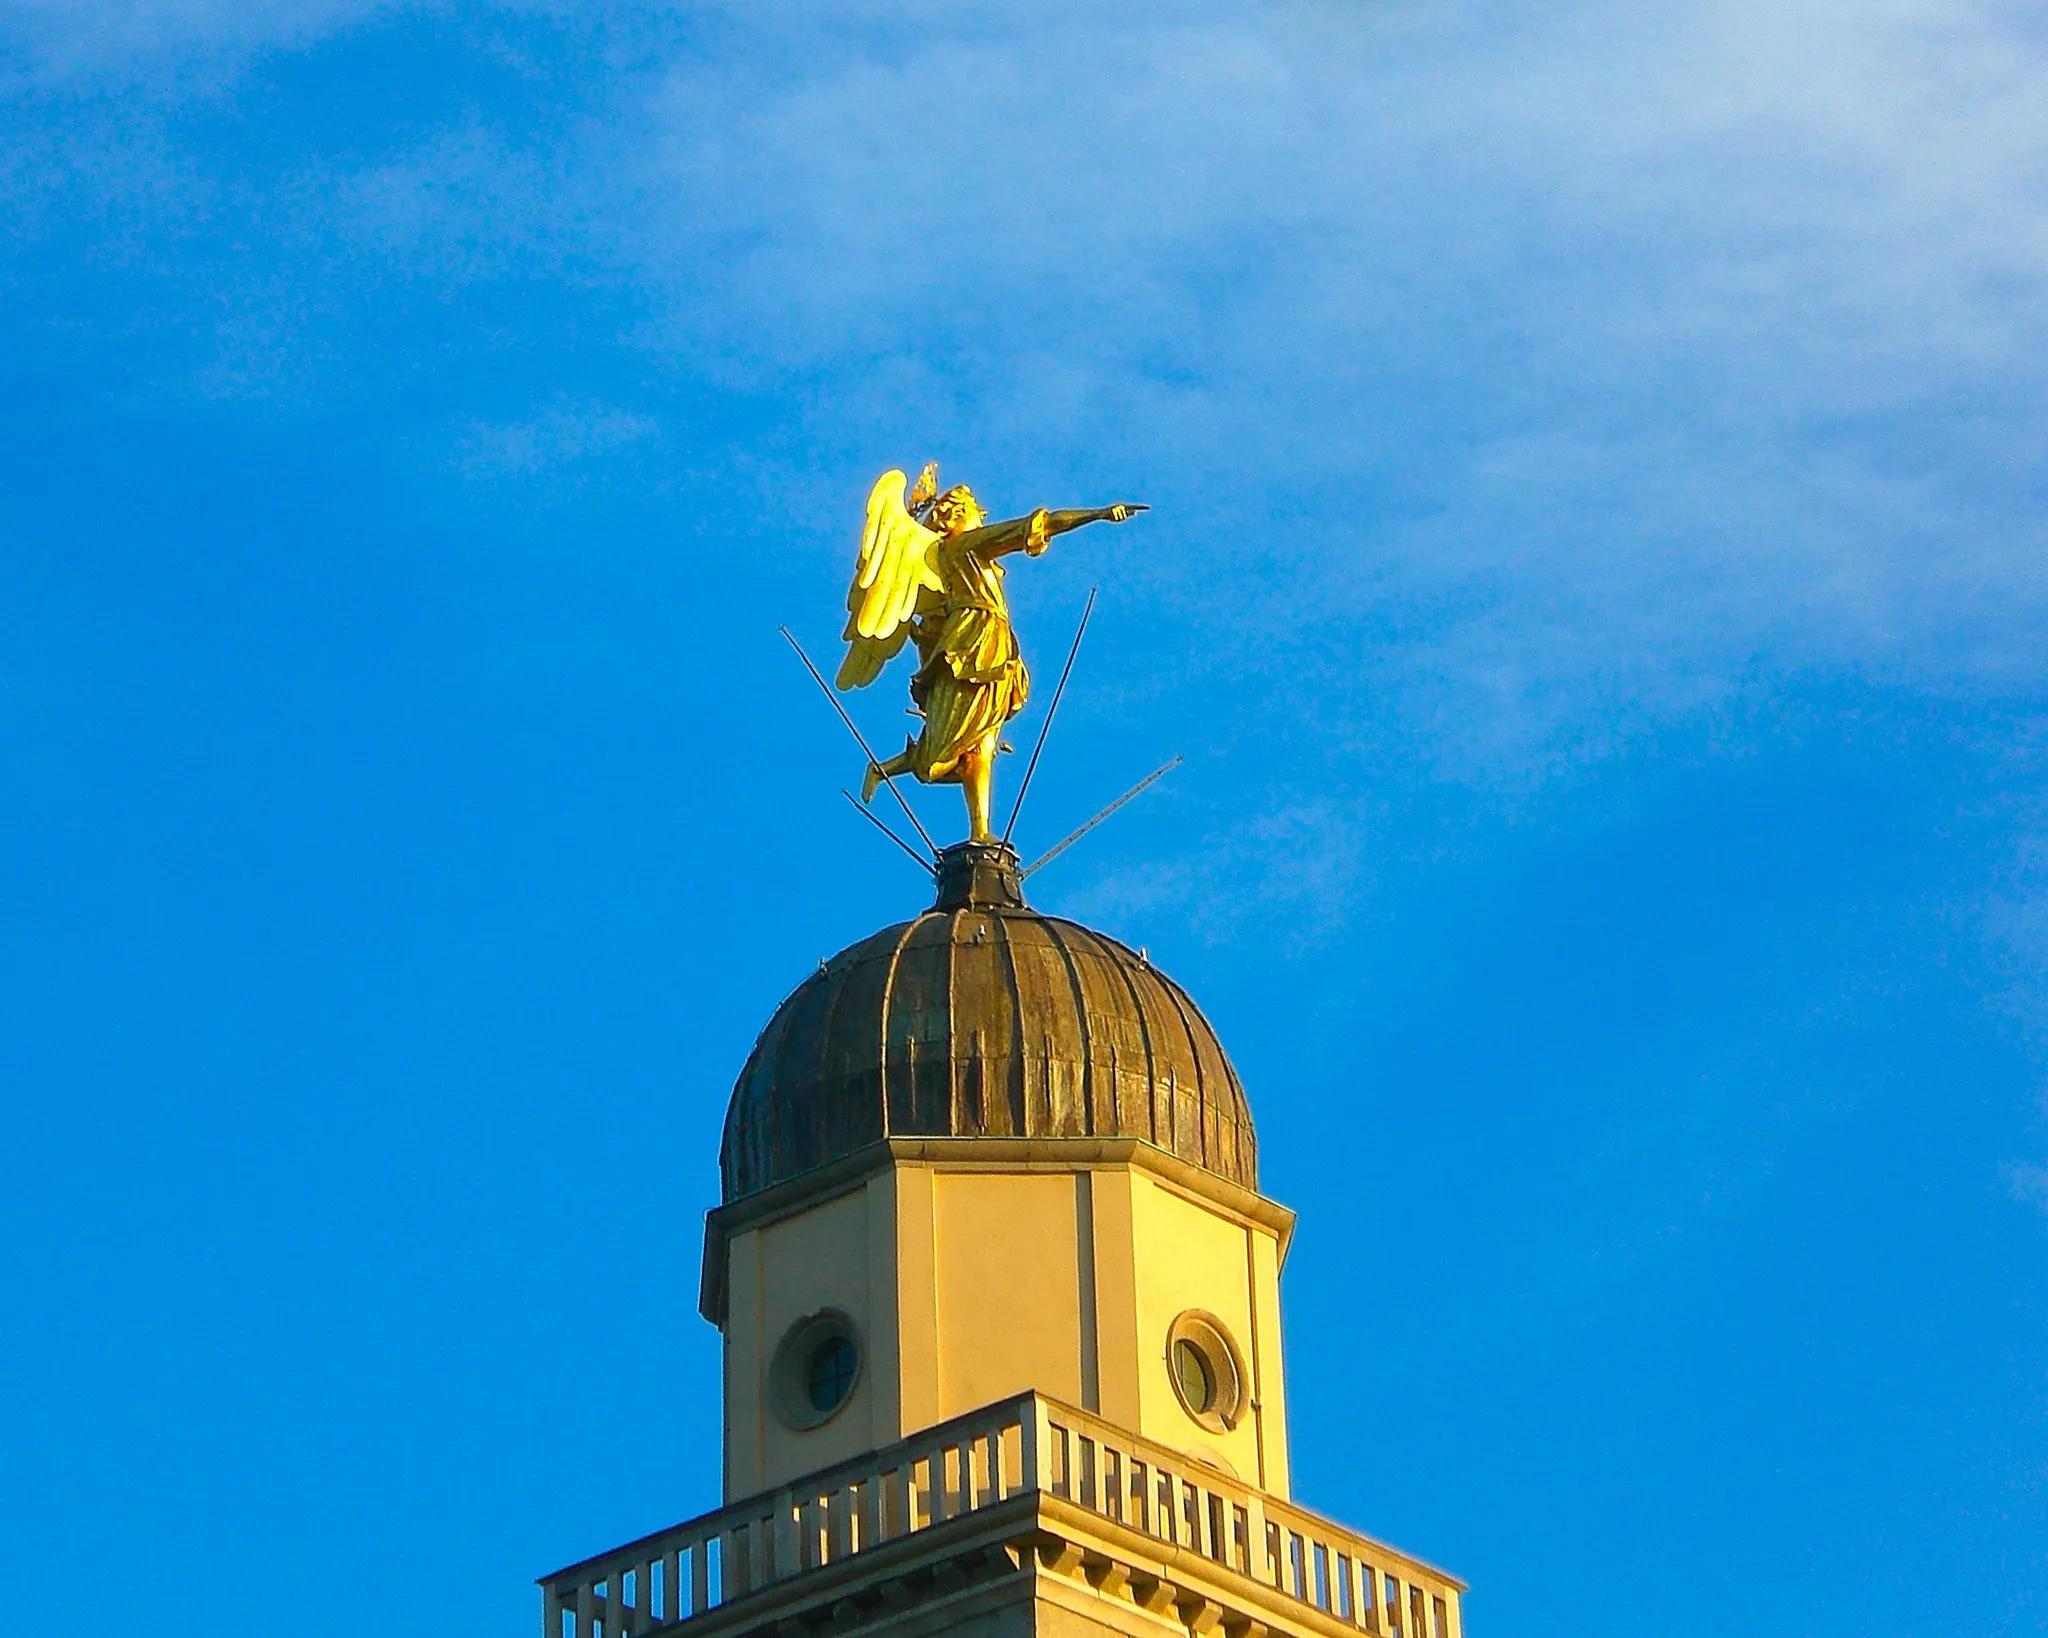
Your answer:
1165;1311;1245;1433
1173;1338;1215;1413
769;1310;863;1431
805;1335;858;1414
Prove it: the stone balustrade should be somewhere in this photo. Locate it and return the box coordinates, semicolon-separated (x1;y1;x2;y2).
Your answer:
539;1392;1463;1638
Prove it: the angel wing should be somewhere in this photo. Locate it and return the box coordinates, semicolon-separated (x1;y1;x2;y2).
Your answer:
836;468;943;690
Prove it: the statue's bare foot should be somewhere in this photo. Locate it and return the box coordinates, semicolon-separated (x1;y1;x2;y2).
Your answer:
861;762;884;804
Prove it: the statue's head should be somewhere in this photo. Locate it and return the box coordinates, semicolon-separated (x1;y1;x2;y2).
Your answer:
925;485;985;536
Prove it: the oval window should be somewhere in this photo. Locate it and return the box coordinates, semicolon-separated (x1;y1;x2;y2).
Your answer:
1173;1337;1215;1413
769;1310;863;1431
806;1335;858;1414
1165;1311;1245;1433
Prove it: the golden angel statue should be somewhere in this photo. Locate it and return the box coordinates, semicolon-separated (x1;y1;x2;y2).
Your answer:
836;463;1146;841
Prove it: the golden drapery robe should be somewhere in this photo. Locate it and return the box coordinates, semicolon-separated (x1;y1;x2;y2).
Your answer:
899;508;1050;783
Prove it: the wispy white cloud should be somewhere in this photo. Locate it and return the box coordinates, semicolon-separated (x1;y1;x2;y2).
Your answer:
0;0;407;79
5;0;2044;783
2005;1158;2048;1214
602;0;2048;766
451;393;657;478
1059;797;1371;951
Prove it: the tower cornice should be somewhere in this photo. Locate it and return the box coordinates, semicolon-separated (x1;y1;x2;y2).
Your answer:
699;1136;1297;1329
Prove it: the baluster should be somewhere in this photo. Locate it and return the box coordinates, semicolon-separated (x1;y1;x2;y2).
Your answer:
1020;1398;1048;1496
809;1494;828;1568
901;1461;920;1536
1442;1590;1463;1638
859;1474;883;1551
724;1524;751;1600
988;1423;1006;1505
543;1582;564;1638
967;1428;989;1510
1006;1410;1028;1498
691;1536;711;1615
830;1485;855;1561
772;1489;799;1581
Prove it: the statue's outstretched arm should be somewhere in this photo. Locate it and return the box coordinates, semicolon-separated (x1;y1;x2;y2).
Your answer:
984;502;1147;558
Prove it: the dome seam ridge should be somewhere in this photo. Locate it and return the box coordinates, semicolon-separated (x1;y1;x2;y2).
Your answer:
1098;929;1165;1157
876;913;929;1141
1037;917;1096;1138
994;912;1028;1138
944;908;963;1136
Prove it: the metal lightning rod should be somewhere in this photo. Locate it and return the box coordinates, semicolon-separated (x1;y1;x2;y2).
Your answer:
840;789;936;877
1002;586;1096;845
1022;755;1183;880
779;626;941;860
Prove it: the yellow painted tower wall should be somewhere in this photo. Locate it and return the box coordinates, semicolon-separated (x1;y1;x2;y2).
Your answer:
715;1142;1292;1503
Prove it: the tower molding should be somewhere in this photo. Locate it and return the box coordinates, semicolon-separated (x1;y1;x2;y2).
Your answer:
702;1138;1295;1329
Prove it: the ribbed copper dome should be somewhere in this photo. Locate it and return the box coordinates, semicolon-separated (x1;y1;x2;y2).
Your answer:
720;842;1257;1203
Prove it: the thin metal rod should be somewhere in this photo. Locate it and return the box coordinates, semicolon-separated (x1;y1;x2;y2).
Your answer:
841;790;936;876
1002;586;1096;844
1023;755;1183;880
780;626;940;859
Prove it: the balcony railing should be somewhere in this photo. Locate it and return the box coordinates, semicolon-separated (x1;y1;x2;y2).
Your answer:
540;1393;1463;1638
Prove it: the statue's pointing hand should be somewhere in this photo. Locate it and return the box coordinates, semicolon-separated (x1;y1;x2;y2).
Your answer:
1104;503;1147;523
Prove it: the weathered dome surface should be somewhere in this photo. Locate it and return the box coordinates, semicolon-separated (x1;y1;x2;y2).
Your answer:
720;842;1257;1204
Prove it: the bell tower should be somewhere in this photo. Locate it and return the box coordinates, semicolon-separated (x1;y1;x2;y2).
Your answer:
543;841;1465;1638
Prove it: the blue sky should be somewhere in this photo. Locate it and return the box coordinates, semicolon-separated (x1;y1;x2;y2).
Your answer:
3;3;2046;1634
